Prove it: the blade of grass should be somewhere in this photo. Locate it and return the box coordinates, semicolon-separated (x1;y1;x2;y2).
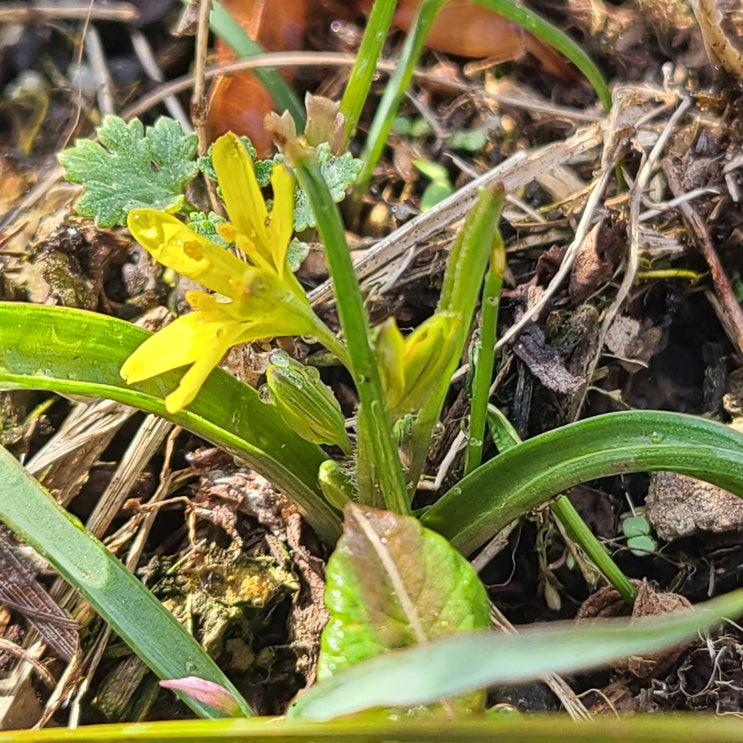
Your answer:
291;588;743;720
421;410;743;556
0;446;253;718
292;153;409;513
463;237;505;476
339;0;398;142
207;0;305;128
402;187;505;494
352;0;446;208
6;713;743;743
0;303;340;543
478;408;636;603
472;0;611;112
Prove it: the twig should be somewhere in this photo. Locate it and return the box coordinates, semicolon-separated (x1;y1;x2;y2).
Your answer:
0;2;138;22
191;0;212;154
82;24;115;116
130;29;192;132
663;160;743;356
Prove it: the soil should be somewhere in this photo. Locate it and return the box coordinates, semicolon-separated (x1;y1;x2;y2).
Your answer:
1;0;743;729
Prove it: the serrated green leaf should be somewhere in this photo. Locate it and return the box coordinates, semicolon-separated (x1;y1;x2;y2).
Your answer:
185;211;229;245
294;143;363;231
318;503;489;713
59;116;199;228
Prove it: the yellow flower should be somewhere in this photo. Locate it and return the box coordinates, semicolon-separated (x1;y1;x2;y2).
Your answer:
121;132;339;414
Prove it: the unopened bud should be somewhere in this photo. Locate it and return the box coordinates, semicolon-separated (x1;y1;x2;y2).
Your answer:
263;351;351;453
318;459;355;510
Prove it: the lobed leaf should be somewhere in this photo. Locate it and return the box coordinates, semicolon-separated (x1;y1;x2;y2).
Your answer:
59;116;198;228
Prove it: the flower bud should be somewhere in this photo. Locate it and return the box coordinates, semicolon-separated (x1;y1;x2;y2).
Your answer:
318;459;355;510
263;351;351;452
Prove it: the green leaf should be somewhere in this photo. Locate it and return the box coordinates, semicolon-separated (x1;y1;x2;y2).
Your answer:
0;302;341;544
318;504;489;710
292;588;743;721
449;129;489;152
293;143;363;231
59;116;199;228
421;410;743;556
0;445;253;719
7;713;743;742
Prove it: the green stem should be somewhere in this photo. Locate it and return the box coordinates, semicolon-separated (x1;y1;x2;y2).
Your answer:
339;0;398;142
471;0;611;112
208;1;305;128
352;0;447;209
550;496;637;604
463;243;504;476
294;153;409;514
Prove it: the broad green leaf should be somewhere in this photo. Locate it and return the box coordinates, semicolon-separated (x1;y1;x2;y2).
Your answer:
0;302;340;543
318;504;489;700
292;588;743;721
5;713;743;743
0;446;253;719
59;116;199;228
421;411;743;556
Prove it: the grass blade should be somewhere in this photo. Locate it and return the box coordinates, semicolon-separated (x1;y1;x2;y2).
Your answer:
291;588;743;720
0;446;253;718
0;302;340;543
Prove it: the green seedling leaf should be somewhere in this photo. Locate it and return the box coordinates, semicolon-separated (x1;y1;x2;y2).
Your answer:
292;588;743;721
185;211;229;245
449;129;489;152
413;159;454;212
318;503;489;710
0;446;253;718
622;514;657;556
59;116;198;228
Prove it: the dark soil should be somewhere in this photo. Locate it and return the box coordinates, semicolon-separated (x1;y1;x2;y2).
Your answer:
1;0;743;728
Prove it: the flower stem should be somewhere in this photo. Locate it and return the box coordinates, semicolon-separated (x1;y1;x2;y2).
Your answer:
294;152;409;514
464;240;504;476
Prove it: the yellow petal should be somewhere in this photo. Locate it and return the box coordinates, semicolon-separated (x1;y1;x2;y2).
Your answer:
267;164;295;277
211;133;272;267
127;210;247;300
120;303;246;411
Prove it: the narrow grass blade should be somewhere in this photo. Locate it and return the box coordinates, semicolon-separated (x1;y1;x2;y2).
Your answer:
4;714;743;743
472;0;611;112
291;588;743;720
0;303;340;543
293;156;409;513
353;0;446;203
0;446;253;718
421;410;743;556
339;0;398;141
